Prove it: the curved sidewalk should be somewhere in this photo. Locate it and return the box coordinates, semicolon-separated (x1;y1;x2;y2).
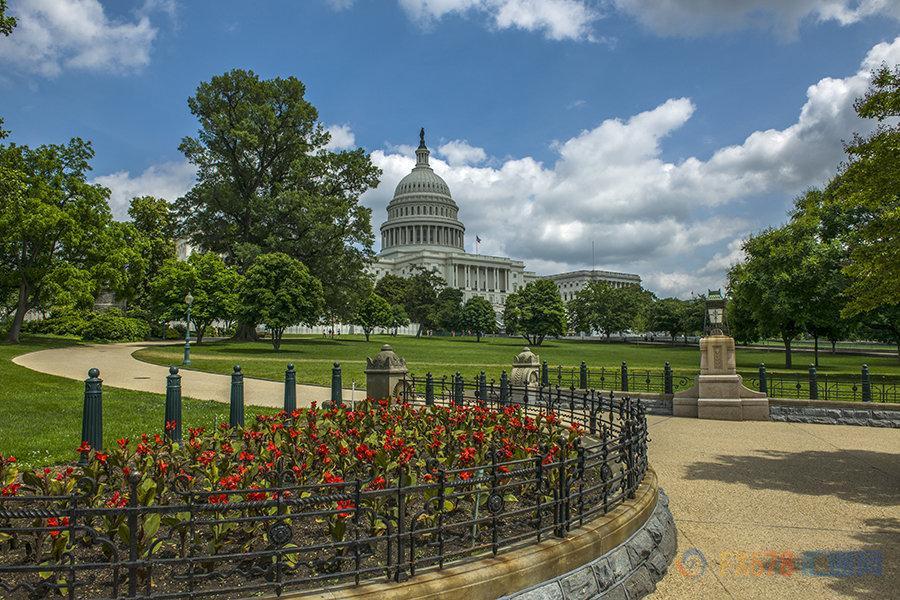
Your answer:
13;341;357;409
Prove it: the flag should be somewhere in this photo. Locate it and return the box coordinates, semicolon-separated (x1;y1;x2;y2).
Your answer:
476;236;482;243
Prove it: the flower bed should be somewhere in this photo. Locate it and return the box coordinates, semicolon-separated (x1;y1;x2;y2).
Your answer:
0;396;645;599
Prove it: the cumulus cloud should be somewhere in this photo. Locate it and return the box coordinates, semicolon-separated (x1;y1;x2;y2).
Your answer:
614;0;900;38
93;160;197;220
396;0;599;41
437;140;488;165
324;123;357;151
361;37;900;296
0;0;169;77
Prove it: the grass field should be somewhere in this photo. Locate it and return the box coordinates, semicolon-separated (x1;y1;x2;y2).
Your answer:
133;334;900;390
0;337;273;468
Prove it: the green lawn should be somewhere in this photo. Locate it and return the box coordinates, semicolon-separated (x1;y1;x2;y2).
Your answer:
0;337;273;469
133;334;900;390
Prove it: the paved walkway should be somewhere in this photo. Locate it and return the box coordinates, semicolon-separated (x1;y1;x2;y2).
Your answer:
13;341;359;408
12;343;900;598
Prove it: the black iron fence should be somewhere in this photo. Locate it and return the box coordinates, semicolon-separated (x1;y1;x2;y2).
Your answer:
745;364;899;403
0;368;649;599
534;361;693;394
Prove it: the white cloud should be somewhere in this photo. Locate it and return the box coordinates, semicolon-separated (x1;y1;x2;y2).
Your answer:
93;160;197;220
437;140;488;165
397;0;599;40
362;37;900;297
324;123;357;151
0;0;166;76
615;0;900;38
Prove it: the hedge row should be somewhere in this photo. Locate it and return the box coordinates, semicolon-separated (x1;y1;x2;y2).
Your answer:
23;310;151;342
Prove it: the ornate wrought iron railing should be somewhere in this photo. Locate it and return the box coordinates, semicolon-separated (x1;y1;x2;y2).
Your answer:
0;378;649;599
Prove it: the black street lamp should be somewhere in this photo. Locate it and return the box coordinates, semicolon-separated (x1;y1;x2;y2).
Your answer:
183;292;193;366
704;289;726;336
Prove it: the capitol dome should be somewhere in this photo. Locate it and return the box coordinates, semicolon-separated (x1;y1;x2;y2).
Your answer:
380;129;465;253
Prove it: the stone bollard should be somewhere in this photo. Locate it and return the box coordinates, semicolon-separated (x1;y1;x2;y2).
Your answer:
364;345;408;403
511;347;540;387
808;365;818;400
284;364;297;413
758;363;768;395
80;368;103;464
331;362;343;408
165;366;182;443
230;365;244;428
621;361;629;392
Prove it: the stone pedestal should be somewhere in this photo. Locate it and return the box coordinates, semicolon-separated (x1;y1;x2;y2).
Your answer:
365;344;409;402
511;347;540;386
674;334;768;421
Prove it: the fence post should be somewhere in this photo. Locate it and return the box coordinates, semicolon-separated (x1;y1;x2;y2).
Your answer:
395;465;409;582
500;371;509;405
579;361;588;389
230;365;244;428
479;371;487;403
425;372;434;406
454;371;463;406
284;364;297;413
80;368;103;464
663;362;673;395
541;361;549;387
164;366;182;443
555;436;567;538
808;365;818;400
861;364;871;402
758;363;768;395
621;361;628;392
331;362;343;408
127;471;140;597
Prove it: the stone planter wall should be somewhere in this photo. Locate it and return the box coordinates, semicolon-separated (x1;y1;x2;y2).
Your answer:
504;489;676;600
769;400;900;427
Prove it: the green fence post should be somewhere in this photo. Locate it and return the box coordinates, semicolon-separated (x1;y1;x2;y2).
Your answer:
164;366;182;443
500;371;509;405
541;361;549;387
79;368;103;464
664;362;673;395
621;362;629;392
861;364;871;402
230;365;244;428
284;363;297;413
808;365;818;400
479;371;487;402
425;372;434;406
579;361;588;390
331;362;343;408
758;364;768;394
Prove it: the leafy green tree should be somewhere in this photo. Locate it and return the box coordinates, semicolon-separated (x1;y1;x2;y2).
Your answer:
0;139;113;342
503;280;566;346
239;253;323;350
387;304;410;336
433;287;464;333
0;0;14;37
820;65;900;316
374;274;409;306
726;284;761;345
679;297;706;339
403;267;444;337
462;296;497;342
175;69;380;337
128;196;176;305
353;292;392;341
150;252;242;343
647;298;684;341
568;282;647;339
857;305;900;360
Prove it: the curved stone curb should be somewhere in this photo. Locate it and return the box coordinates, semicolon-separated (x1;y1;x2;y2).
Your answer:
503;489;676;600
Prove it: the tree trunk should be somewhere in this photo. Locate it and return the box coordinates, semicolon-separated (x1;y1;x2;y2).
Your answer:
814;334;819;368
831;340;837;353
476;332;482;342
5;282;29;343
364;329;370;342
272;328;283;351
416;323;423;338
233;322;259;341
197;325;207;345
783;336;793;369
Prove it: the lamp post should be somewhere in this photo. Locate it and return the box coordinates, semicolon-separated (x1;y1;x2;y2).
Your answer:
182;292;193;366
704;289;726;336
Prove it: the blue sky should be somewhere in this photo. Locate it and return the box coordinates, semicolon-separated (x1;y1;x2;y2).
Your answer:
1;0;899;296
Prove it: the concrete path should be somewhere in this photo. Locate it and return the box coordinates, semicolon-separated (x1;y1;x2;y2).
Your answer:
13;341;359;409
12;342;900;598
648;415;899;599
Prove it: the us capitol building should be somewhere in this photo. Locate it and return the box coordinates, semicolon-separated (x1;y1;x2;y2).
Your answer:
370;130;641;311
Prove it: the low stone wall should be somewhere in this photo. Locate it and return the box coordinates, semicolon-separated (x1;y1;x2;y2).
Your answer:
769;400;900;427
504;489;676;600
638;396;672;416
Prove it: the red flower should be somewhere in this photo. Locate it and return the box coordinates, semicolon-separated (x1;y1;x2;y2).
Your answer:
47;516;70;538
368;476;386;490
238;451;255;462
165;420;177;433
105;491;128;508
136;443;152;457
116;438;129;449
459;470;473;481
336;499;355;519
246;487;267;502
354;443;375;462
459;446;477;465
197;450;216;466
95;452;109;464
76;441;91;454
1;483;21;496
208;493;229;505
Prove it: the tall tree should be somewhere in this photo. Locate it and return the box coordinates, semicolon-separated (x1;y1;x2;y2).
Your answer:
353;292;392;342
462;296;497;342
128;196;176;306
0;139;112;342
239;253;323;350
647;298;684;341
175;69;380;336
374;274;409;306
403;267;444;337
433;287;464;332
387;304;410;336
503;280;566;346
568;282;647;339
820;65;900;316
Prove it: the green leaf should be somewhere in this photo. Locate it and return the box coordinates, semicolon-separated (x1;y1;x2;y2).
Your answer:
143;513;161;539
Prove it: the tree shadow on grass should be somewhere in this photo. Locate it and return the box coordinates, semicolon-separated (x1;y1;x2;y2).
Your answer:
683;449;900;506
825;517;899;599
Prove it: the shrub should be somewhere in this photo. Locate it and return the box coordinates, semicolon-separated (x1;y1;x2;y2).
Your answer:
22;310;150;342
